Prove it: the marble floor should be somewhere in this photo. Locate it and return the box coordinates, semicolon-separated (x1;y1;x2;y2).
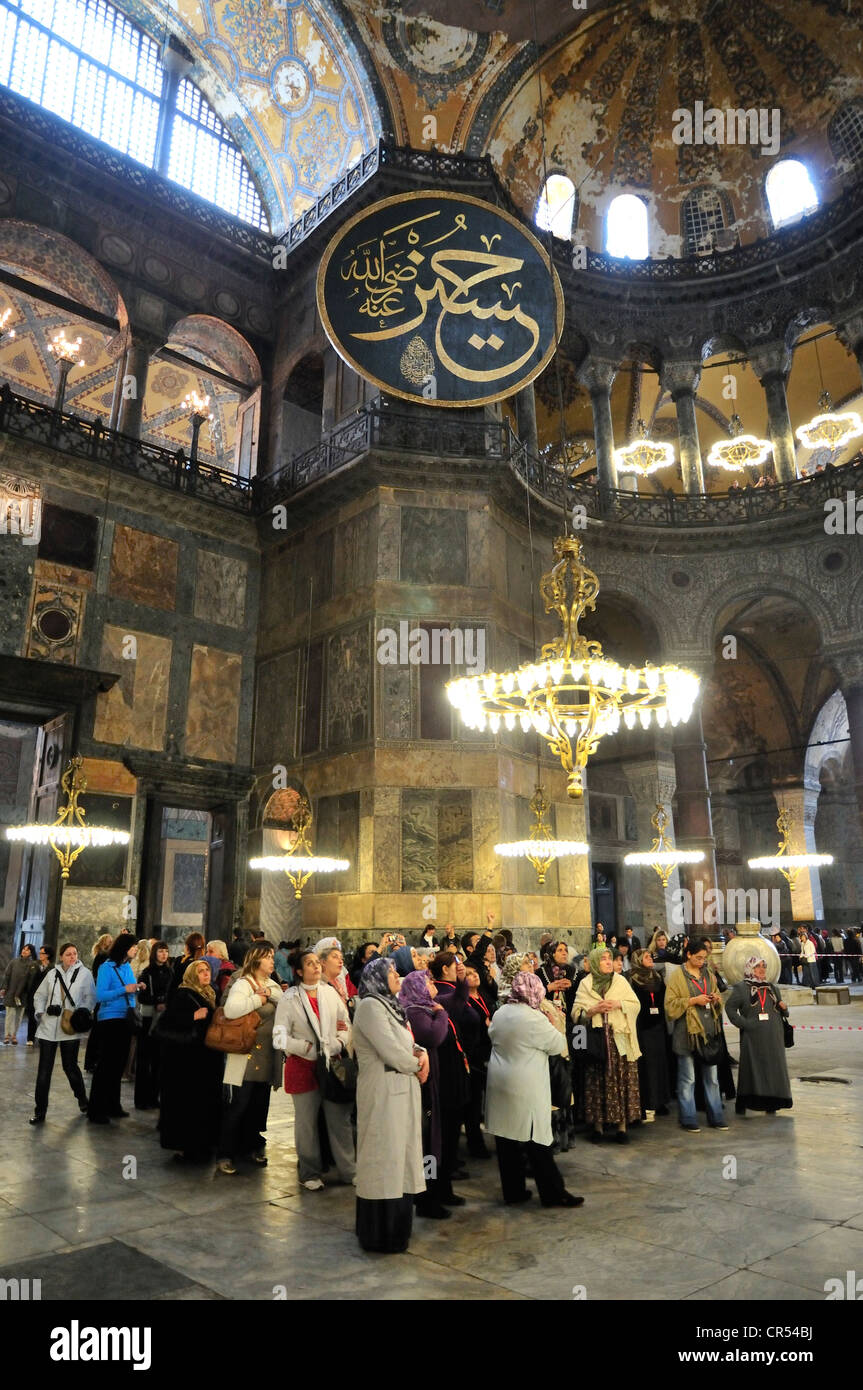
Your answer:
1;997;862;1301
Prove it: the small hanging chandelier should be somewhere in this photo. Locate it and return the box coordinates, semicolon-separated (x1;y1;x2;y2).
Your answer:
447;536;700;797
624;803;704;887
6;757;130;879
250;796;349;900
796;390;863;453
494;785;588;884
747;809;832;889
614;418;675;477
706;414;772;473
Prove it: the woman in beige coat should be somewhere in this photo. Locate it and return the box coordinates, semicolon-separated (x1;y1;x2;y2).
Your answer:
352;956;429;1253
572;945;642;1144
217;944;283;1175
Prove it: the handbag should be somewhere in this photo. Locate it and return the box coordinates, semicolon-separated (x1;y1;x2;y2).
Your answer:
549;1051;572;1108
111;966;140;1033
315;1040;358;1104
584;1017;609;1067
780;1009;795;1049
205;1005;260;1053
694;1028;723;1066
54;968;92;1035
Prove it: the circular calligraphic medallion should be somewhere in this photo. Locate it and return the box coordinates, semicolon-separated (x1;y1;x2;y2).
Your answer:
317;190;564;408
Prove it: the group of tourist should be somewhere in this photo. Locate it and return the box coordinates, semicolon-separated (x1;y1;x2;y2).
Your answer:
5;915;798;1257
767;925;862;986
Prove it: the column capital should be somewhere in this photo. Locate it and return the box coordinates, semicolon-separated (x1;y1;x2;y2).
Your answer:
576;355;618;396
659;359;702;398
836;313;863;356
748;340;793;383
824;644;863;693
622;757;677;808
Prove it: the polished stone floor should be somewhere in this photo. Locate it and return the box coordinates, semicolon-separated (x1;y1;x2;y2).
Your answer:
1;997;862;1301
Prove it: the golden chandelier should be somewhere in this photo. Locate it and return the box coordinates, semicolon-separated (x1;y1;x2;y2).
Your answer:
494;785;588;883
613;419;675;477
6;757;129;879
796;391;863;453
250;796;349;900
624;803;704;887
748;809;833;889
706;414;772;473
446;537;700;797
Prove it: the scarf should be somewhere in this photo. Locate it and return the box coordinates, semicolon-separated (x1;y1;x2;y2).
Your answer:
589;945;614;997
544;943;570;981
179;961;215;1008
392;945;415;977
629;949;661;990
358;955;406;1024
743;955;767;986
508;972;545;1009
498;952;532;1001
399;970;435;1013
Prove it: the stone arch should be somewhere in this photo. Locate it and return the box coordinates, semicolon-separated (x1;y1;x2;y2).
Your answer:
0;221;127;324
692;571;840;651
166;315;261;387
784;309;836;351
805;688;850;785
699;332;748;363
587;575;683;660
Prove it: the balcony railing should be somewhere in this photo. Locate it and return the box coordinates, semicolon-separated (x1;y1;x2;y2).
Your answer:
0;385;253;512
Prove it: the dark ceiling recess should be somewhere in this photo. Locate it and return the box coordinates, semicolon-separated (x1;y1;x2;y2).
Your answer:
37;504;99;571
284;353;325;412
397;0;606;43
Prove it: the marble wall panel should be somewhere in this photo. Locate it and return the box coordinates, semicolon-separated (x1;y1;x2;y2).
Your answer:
294;529;333;616
402;791;437;892
374;786;401;893
327;623;371;747
254;650;300;766
378;649;412;740
358;789;374;894
505;530;532;612
333;508;375;596
401;507;467;586
109;524;178;611
194;550;247;629
467;507;490;591
185;645;242;762
93;625;172;750
438;791;473;891
26;581;85;664
313;792;358;893
376;504;400;581
473;787;501;893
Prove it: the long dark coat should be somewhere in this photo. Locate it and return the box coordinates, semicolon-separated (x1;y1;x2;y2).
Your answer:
158;988;224;1155
725;980;792;1111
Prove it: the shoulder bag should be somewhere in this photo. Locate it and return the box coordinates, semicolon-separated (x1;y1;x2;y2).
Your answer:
112;965;140;1033
774;987;795;1048
205;1004;260;1053
314;1036;358;1103
584;1015;609;1067
56;967;92;1034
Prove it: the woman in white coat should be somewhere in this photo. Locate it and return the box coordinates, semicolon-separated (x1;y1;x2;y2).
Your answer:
486;972;584;1209
273;949;356;1190
30;942;95;1123
352;955;430;1253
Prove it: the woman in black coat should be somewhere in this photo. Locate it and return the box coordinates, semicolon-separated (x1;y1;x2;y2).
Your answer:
466;934;498;1014
158;960;223;1163
628;950;671;1121
135;941;173;1110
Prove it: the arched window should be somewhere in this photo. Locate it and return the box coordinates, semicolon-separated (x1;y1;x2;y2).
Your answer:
0;0;268;229
536;174;577;240
605;194;648;260
681;187;729;255
169;80;267;230
765;159;819;229
828;101;863;174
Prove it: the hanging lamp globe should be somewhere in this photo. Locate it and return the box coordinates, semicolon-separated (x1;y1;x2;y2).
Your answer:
447;537;700;798
706;414;772;473
494;785;588;884
614;418;675;477
796;391;863;453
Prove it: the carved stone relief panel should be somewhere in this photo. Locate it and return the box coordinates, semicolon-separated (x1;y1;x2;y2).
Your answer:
327;622;371;747
400;507;467;586
402;789;473;892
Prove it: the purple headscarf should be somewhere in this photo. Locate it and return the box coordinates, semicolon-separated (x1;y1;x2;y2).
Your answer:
399;970;435;1013
508;971;545;1010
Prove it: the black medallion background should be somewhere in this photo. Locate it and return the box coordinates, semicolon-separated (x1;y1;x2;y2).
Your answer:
317;190;564;408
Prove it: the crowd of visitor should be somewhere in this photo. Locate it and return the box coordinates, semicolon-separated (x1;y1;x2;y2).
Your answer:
0;911;831;1255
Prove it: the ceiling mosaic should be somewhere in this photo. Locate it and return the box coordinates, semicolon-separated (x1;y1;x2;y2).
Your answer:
118;0;384;232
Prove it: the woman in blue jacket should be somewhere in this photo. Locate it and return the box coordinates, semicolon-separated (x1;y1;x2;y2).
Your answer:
87;933;142;1124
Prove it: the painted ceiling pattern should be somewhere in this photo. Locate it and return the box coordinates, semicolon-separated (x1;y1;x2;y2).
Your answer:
118;0;382;232
0;286;239;469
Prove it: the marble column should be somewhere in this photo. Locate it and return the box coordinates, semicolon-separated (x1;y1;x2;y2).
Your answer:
576;356;618;492
660;362;704;494
750;343;797;483
778;780;825;923
514;383;539;460
117;335;157;439
672;707;718;908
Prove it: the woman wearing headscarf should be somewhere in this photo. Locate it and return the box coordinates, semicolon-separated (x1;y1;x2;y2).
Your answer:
157;959;223;1162
274;949;355;1190
349;942;379;989
461;964;492;1158
664;937;727;1133
572;946;642;1144
217;944;283;1174
319;944;357;1012
168;932;206;999
399;970;457;1219
465;934;498;1013
628;949;671;1122
486;973;583;1208
352;956;429;1253
725;957;792;1117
